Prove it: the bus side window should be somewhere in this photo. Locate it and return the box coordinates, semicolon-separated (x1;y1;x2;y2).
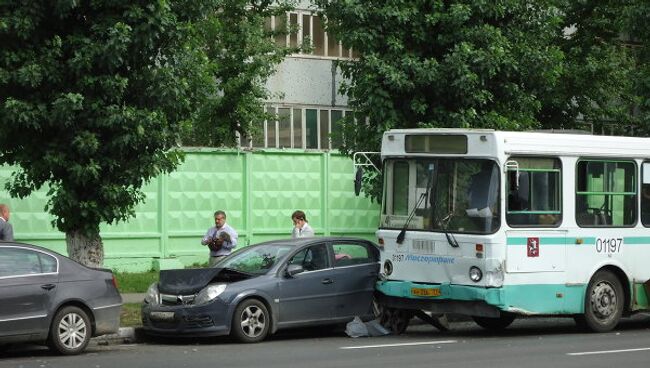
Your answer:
576;160;636;227
506;157;561;227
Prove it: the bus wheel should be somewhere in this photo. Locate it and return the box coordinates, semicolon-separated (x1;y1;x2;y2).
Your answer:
381;308;412;335
472;313;515;331
582;270;624;332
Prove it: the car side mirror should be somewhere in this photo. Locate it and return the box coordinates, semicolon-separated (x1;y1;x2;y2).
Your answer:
286;264;304;277
354;167;363;196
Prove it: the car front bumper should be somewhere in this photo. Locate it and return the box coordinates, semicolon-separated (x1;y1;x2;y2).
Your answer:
141;298;231;337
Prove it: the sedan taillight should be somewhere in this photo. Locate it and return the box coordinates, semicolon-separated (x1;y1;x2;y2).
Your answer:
111;274;119;289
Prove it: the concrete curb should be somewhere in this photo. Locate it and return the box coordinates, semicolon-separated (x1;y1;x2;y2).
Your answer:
92;327;145;346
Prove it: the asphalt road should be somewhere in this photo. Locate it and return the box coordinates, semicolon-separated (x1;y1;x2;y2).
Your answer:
2;315;650;368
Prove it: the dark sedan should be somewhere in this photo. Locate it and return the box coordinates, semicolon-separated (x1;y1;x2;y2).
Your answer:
0;242;122;355
142;237;380;342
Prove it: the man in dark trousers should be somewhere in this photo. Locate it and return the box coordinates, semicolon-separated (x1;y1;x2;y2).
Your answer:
0;204;14;241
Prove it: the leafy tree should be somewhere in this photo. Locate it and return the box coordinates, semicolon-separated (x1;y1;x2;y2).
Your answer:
181;0;304;146
538;0;637;134
316;0;564;201
0;0;221;267
624;0;650;134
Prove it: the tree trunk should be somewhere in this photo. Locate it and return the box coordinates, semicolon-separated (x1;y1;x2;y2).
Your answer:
66;230;104;268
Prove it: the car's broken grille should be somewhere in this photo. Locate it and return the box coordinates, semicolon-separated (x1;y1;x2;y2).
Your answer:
184;315;214;328
161;293;196;306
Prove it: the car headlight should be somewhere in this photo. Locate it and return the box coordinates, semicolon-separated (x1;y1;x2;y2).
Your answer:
144;283;160;305
194;284;227;306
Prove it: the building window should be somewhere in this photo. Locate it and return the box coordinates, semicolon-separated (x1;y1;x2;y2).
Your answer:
278;108;291;148
271;11;356;59
244;106;350;150
576;160;636;227
292;108;302;148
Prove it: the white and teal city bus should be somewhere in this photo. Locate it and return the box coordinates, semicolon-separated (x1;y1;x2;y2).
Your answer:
373;129;650;333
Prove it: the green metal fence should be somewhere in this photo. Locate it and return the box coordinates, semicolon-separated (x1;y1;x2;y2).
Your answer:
0;149;380;271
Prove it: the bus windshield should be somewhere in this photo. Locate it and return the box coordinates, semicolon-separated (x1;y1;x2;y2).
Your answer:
381;158;500;234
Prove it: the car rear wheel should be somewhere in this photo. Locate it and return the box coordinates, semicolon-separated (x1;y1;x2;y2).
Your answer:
48;306;91;355
231;299;270;343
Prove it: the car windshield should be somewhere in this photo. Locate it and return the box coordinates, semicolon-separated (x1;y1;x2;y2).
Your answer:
217;243;294;275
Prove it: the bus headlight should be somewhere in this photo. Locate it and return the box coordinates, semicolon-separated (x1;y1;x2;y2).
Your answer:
383;260;393;276
469;266;483;282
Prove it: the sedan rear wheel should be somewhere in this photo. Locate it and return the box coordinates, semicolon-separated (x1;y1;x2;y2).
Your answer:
48;306;91;355
231;299;270;343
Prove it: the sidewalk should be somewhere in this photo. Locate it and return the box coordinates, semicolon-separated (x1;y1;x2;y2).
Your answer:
122;293;145;304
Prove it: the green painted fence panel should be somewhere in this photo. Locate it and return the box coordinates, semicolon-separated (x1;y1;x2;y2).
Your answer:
1;149;379;271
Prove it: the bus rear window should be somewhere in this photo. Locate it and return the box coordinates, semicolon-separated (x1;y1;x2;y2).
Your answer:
405;135;467;154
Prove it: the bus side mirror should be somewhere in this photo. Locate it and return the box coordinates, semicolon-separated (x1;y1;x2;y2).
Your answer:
354;167;363;196
505;160;520;189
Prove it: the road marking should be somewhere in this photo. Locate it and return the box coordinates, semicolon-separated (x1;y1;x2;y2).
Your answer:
568;347;650;356
340;340;457;350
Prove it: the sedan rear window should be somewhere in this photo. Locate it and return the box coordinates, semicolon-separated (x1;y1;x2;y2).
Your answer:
0;247;56;277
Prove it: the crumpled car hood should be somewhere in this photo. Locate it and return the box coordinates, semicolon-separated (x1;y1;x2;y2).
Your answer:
158;268;255;295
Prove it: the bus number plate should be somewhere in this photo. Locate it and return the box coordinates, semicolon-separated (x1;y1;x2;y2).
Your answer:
411;287;441;297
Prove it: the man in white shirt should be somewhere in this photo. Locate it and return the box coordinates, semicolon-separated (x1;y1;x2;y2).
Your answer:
291;210;314;238
201;210;238;266
0;204;14;241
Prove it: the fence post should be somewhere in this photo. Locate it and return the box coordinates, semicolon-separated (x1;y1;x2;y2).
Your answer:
159;173;169;258
322;152;330;236
244;151;252;246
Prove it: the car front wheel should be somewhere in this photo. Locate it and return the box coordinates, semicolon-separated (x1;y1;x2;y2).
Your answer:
231;299;270;343
48;306;92;355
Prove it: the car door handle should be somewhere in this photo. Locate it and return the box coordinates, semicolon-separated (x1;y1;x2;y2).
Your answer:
321;278;334;285
41;284;56;291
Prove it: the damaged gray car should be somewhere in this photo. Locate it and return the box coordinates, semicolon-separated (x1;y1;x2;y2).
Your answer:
141;237;380;342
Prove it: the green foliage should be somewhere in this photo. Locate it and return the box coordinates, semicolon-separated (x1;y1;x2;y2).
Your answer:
114;270;159;293
316;0;564;201
1;1;296;256
181;0;305;146
538;0;637;133
0;1;218;239
120;303;143;327
623;0;650;134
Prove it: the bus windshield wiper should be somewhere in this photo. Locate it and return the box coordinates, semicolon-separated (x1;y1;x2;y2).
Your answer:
396;192;427;244
440;211;460;248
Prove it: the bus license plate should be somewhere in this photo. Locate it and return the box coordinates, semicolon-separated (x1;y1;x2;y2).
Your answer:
149;311;175;321
411;287;441;297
